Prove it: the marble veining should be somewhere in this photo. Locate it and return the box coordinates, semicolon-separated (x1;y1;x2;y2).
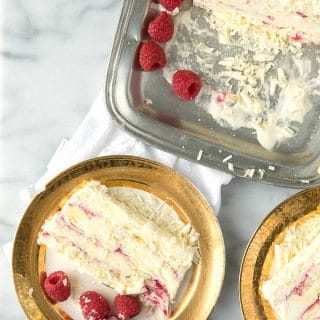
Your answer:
0;0;298;319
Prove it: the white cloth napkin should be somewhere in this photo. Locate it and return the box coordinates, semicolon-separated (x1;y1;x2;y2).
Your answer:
3;90;232;262
20;90;232;213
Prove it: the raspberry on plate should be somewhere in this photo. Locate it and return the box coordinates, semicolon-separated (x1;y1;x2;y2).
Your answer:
114;294;142;320
172;70;202;100
43;271;71;302
139;41;167;71
80;291;111;320
159;0;182;12
148;12;174;42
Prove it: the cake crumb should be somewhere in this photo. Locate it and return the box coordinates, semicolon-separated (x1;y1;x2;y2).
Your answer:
228;162;234;172
317;167;320;175
197;149;203;161
28;288;33;297
244;169;255;178
144;98;153;105
84;297;92;303
222;155;233;163
219;149;222;153
268;165;275;171
258;169;265;179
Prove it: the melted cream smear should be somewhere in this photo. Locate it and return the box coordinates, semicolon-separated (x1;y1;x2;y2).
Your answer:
163;7;320;151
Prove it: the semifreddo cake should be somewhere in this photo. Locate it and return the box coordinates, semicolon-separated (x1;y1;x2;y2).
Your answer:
194;0;320;44
260;205;320;320
38;180;199;317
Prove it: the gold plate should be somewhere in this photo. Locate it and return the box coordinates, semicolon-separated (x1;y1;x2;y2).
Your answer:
239;187;320;320
13;155;225;320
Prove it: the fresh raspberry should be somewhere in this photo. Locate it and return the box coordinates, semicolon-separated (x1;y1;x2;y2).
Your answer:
148;12;174;42
40;272;55;304
43;271;71;302
114;295;142;320
159;0;182;12
80;291;111;320
172;70;202;100
139;41;166;71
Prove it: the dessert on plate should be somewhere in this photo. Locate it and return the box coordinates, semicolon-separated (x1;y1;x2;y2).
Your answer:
260;205;320;320
38;180;199;318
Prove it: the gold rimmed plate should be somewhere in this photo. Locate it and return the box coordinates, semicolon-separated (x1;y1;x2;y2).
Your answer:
239;186;320;319
13;155;225;320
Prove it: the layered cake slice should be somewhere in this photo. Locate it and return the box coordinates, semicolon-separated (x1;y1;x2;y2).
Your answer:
38;181;199;317
194;0;320;44
261;205;320;320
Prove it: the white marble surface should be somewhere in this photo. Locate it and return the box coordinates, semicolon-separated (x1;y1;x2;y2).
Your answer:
0;1;299;319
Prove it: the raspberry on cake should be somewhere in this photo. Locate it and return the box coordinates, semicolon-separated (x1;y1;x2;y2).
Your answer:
193;0;320;44
38;181;199;318
261;205;320;320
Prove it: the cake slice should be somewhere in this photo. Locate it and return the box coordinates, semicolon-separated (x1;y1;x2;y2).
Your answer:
261;206;320;320
194;0;320;44
38;181;199;317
